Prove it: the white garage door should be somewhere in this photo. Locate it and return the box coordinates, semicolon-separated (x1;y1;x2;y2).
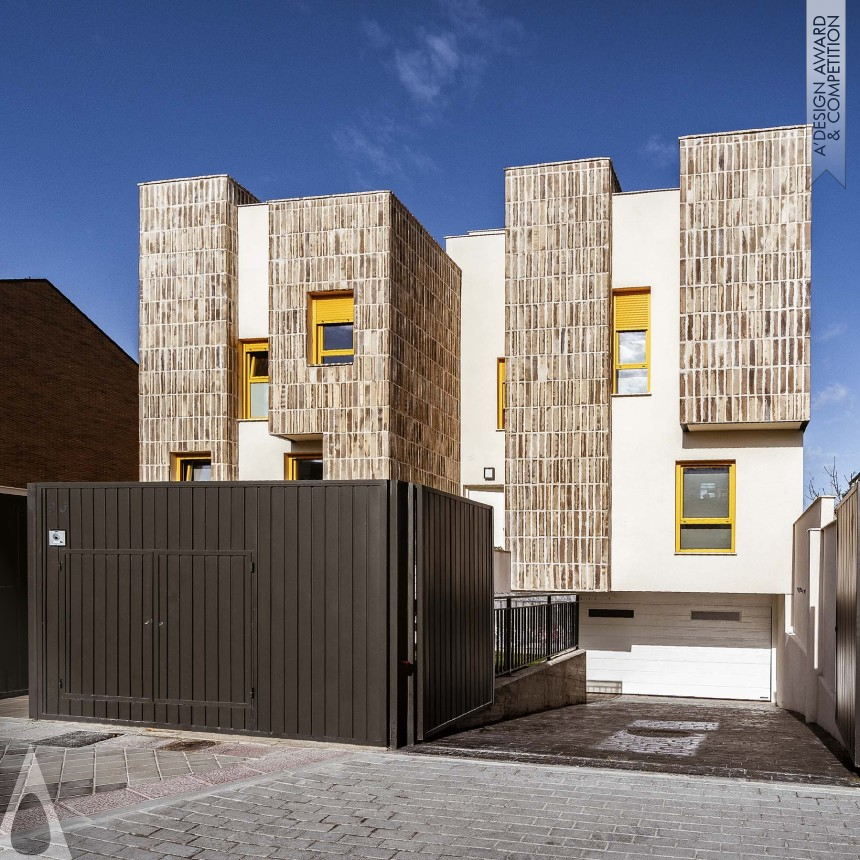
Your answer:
579;593;773;700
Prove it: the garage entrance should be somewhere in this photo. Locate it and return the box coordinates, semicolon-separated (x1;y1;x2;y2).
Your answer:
579;592;774;700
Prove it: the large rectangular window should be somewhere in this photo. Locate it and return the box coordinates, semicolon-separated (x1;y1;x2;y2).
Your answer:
676;462;735;553
284;453;323;481
497;357;506;430
309;292;354;365
241;340;269;419
613;289;650;394
172;453;212;482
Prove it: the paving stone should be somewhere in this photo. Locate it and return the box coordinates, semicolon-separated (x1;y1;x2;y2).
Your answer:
415;696;860;787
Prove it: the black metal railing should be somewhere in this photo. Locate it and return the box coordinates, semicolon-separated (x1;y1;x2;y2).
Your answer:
494;594;579;676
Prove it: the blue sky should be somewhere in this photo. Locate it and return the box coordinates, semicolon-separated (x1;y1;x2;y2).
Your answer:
1;0;857;492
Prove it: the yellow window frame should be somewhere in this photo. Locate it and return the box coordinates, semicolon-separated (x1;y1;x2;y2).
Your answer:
284;452;323;481
172;452;212;482
240;339;269;420
308;292;354;365
613;288;651;394
497;357;506;430
675;461;736;554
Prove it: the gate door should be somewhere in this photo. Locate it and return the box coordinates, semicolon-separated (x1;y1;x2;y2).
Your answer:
157;552;255;732
416;486;494;741
61;551;155;712
59;550;254;732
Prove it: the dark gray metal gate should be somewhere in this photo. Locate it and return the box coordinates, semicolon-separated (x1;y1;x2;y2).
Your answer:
1;492;28;698
29;481;493;747
415;485;494;740
835;481;860;765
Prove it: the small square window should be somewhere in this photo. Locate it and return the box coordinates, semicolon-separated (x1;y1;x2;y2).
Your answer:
173;454;212;482
285;453;323;481
309;293;354;365
676;463;735;553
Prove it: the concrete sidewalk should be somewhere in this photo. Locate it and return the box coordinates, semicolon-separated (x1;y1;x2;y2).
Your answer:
0;702;356;833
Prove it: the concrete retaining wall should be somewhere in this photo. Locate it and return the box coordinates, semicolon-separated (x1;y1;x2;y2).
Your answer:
453;649;586;731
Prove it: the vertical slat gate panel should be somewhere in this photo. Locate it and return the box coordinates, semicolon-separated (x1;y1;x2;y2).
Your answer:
416;486;494;741
35;481;394;745
836;484;859;764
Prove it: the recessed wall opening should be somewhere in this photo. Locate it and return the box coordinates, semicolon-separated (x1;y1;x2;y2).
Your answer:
588;608;635;619
691;610;741;622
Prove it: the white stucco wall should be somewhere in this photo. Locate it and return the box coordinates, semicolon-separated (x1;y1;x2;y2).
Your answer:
610;190;804;594
237;422;323;480
446;230;506;544
237;203;269;340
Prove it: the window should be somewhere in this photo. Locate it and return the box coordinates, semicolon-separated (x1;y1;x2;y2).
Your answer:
241;340;269;419
497;357;506;430
613;289;650;394
309;292;354;365
173;453;212;482
676;462;735;553
284;453;323;481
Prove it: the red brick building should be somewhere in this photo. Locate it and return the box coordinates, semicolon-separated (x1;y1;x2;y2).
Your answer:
0;278;138;698
0;278;138;489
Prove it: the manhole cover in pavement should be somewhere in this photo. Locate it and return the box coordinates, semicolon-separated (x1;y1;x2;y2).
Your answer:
37;731;120;748
159;739;216;752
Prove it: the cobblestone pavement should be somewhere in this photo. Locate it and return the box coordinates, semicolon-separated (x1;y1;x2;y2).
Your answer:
0;713;351;832
6;750;860;859
417;696;860;787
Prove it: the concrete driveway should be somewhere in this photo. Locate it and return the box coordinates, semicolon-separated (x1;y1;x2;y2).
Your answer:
415;695;860;787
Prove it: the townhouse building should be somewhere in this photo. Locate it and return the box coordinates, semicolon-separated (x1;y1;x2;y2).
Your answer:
451;124;810;700
139;180;460;493
140;123;810;702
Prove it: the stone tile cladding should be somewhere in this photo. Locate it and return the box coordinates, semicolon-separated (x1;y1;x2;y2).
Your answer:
679;126;811;427
139;176;259;481
268;192;460;494
505;159;618;592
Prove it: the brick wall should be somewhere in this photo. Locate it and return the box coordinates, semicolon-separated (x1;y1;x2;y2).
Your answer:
139;175;259;480
268;191;461;493
680;126;812;428
0;279;138;487
505;159;618;591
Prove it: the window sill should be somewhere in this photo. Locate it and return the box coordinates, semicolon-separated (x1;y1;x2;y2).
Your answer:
674;551;737;557
611;392;651;398
307;361;355;368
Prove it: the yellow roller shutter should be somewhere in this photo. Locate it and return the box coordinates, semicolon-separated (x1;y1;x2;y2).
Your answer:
614;291;649;331
313;294;354;324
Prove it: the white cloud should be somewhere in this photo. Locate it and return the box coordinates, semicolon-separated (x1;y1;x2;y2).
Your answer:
333;115;437;183
362;19;390;50
642;135;677;167
816;321;847;342
341;1;523;176
813;382;850;409
368;0;523;111
394;32;463;107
